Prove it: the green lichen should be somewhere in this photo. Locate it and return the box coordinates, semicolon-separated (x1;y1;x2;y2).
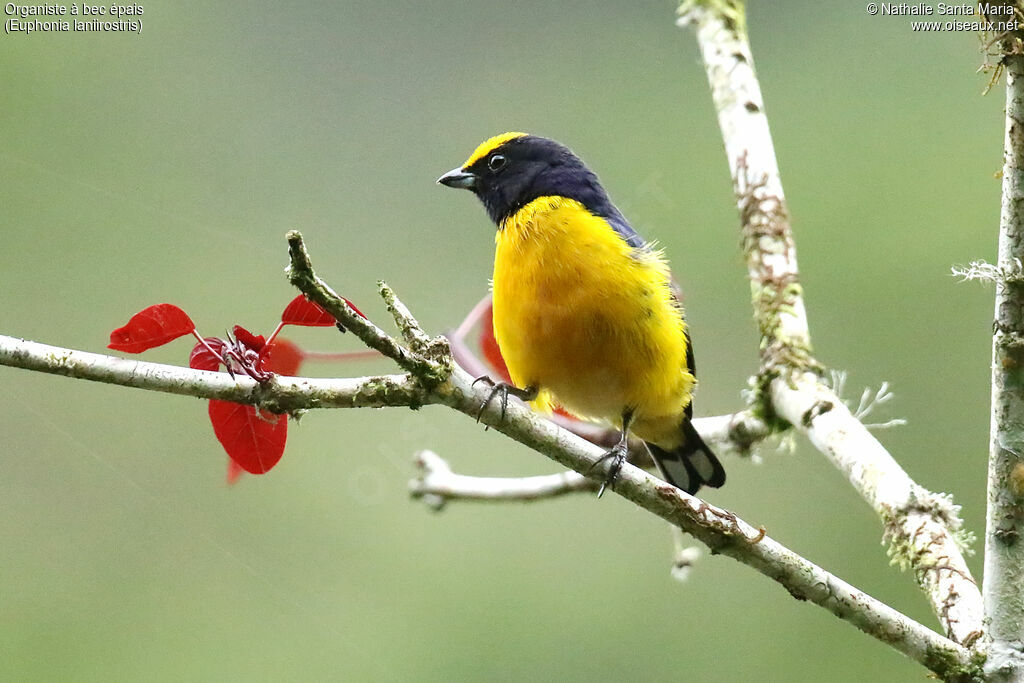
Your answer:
921;645;985;682
743;370;787;433
750;286;817;374
357;375;425;410
880;489;973;573
881;507;917;573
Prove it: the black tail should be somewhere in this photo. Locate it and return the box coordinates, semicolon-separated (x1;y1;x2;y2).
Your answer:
646;420;725;495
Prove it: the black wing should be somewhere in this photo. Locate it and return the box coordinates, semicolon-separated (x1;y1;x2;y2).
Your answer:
603;208;648;250
668;279;697;421
684;325;695;421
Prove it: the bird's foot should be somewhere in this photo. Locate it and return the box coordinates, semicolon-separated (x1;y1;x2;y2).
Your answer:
588;440;629;498
472;376;537;424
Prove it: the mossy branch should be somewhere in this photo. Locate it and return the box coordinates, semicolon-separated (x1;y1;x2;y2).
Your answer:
0;228;978;678
285;230;448;386
281;233;974;679
678;0;984;654
982;10;1024;675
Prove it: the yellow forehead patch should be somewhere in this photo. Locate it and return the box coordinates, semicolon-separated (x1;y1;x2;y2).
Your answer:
462;131;528;168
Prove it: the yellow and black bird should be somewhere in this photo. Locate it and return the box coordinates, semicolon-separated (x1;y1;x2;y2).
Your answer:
438;132;724;496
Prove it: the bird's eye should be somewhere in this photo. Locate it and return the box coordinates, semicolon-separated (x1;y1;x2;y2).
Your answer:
488;154;507;172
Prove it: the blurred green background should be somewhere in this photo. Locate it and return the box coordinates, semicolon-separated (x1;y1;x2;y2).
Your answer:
0;2;1002;680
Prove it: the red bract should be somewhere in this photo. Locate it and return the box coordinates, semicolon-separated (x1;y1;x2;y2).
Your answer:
280;293;367;333
189;337;225;371
232;325;266;351
108;292;367;480
281;294;339;326
208;400;288;474
108;304;195;353
188;328;307;478
192;325;272;382
189;334;304;482
212;338;302;483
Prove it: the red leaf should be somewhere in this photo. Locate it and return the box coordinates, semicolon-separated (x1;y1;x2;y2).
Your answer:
281;294;336;326
479;304;512;383
189;337;225;371
108;304;195;353
341;298;366;319
232;325;265;352
226;458;245;485
261;339;304;376
208;400;288;474
281;294;365;326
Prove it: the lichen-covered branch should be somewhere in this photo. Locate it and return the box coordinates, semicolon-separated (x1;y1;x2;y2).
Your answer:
772;375;983;650
283;234;971;678
0;233;979;678
691;408;771;455
983;34;1024;678
0;335;424;412
678;0;983;649
286;230;450;386
426;360;973;678
0;334;763;459
677;0;810;373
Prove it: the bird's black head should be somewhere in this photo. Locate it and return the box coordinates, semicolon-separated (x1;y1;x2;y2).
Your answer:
437;132;615;226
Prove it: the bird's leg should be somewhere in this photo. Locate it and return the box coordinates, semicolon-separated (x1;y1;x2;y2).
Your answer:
472;376;538;423
588;410;634;498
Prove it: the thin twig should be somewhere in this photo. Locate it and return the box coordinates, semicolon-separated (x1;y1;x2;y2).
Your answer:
379;280;434;354
286;230;446;384
410;449;597;508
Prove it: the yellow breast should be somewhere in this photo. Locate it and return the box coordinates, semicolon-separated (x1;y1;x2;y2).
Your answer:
491;196;695;443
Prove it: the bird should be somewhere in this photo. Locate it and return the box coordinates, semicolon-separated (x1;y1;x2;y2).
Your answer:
437;132;725;497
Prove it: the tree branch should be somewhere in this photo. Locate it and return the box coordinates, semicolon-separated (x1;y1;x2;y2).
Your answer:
773;375;982;647
0;1;993;671
285;230;449;385
0;232;979;678
410;449;597;508
0;335;424;412
678;0;984;649
425;363;973;678
407;409;771;507
983;12;1024;675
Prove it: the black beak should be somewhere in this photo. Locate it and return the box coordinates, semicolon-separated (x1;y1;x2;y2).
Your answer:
437;167;478;190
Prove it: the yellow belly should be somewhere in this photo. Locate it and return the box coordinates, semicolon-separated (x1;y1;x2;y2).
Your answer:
491;196;695;448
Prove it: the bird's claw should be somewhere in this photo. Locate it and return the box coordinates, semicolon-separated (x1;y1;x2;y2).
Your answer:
588;442;629;498
473;375;511;424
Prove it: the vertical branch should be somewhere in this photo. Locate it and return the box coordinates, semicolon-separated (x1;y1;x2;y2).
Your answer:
679;0;985;648
984;41;1024;677
678;0;812;372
